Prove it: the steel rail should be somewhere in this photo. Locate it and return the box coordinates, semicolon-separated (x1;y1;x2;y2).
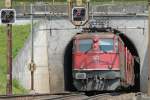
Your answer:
0;92;80;99
84;93;112;100
45;93;86;100
83;92;128;100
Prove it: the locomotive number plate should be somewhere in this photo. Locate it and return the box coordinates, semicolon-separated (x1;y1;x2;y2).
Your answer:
75;73;86;79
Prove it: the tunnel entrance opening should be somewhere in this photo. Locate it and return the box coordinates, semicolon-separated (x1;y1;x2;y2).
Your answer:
118;33;140;92
64;39;76;91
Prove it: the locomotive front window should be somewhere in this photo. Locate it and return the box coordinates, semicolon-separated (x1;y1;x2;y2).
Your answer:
79;39;92;52
99;39;114;52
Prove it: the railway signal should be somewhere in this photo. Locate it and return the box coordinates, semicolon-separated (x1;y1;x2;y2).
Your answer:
72;7;86;21
0;9;16;24
68;0;89;26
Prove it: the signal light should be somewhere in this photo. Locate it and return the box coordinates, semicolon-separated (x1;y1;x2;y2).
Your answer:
72;7;86;21
0;9;16;24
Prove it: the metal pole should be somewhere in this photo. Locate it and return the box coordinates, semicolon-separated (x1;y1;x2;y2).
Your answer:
68;0;72;21
148;0;150;96
22;2;26;15
86;0;90;21
53;0;55;5
91;5;93;20
30;3;34;91
76;0;82;6
31;4;33;63
5;0;12;95
6;24;12;95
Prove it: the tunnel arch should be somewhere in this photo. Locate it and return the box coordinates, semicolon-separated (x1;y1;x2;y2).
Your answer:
63;38;76;91
114;29;140;91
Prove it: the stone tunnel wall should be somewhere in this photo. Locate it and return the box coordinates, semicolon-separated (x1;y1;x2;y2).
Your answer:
46;20;79;93
109;16;148;92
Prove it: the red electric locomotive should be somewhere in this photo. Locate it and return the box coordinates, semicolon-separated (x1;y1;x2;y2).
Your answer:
72;32;135;91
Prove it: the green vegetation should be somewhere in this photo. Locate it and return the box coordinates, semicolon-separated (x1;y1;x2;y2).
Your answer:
0;0;147;7
14;0;148;6
91;0;147;5
0;24;30;94
14;0;147;2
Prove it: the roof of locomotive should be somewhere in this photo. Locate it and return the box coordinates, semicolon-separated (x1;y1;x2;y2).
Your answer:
74;32;117;39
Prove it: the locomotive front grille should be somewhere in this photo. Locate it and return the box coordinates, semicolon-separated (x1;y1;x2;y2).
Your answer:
73;70;120;79
73;70;121;91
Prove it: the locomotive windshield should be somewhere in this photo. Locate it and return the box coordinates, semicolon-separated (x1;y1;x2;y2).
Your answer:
99;39;114;52
79;39;92;52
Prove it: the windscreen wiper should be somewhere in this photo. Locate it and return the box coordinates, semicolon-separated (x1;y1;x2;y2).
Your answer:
85;47;92;54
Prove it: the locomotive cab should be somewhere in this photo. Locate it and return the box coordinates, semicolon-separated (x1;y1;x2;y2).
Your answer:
72;32;134;91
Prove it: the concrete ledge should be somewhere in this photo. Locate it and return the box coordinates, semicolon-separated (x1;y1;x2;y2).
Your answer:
136;94;150;100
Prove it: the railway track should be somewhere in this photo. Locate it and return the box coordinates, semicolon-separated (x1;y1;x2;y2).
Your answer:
84;93;112;100
85;92;137;100
0;92;87;100
0;92;137;100
46;93;88;100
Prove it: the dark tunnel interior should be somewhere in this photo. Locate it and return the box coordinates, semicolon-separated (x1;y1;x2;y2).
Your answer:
118;32;140;92
64;39;76;91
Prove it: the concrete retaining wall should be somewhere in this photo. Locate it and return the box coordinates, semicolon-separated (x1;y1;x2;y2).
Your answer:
13;19;79;93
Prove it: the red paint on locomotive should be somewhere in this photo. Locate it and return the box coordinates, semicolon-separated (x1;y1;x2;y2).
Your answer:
73;33;120;70
72;32;135;91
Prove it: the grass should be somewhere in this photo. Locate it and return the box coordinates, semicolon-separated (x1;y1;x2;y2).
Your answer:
0;24;30;94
